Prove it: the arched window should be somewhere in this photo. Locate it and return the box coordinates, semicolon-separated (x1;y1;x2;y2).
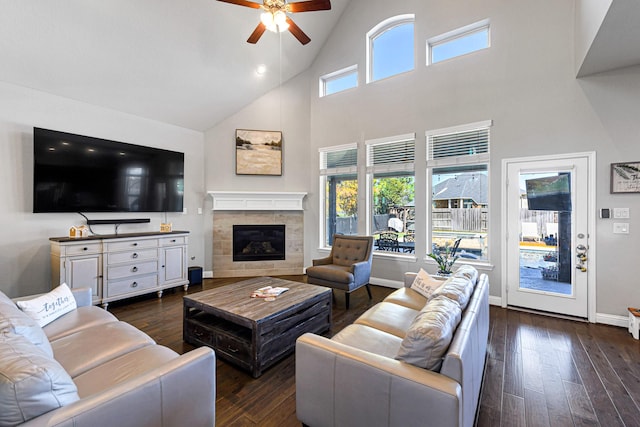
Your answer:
367;15;415;83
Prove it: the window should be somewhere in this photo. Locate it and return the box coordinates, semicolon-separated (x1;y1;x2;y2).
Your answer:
320;65;358;97
319;144;358;247
366;134;415;253
367;15;415;83
428;20;490;65
426;121;491;261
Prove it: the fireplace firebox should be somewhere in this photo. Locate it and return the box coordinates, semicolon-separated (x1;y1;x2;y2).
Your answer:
233;225;285;262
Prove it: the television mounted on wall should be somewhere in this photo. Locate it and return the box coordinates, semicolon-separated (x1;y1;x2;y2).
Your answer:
33;127;184;213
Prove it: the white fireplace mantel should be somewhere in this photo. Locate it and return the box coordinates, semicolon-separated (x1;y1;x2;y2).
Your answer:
208;191;307;211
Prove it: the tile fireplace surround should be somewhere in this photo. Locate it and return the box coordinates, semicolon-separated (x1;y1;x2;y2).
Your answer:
209;191;306;278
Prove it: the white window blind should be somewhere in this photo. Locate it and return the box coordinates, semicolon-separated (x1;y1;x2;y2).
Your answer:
426;121;491;164
366;134;415;174
320;144;358;175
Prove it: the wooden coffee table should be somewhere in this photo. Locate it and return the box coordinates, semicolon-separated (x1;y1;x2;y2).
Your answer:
183;277;332;377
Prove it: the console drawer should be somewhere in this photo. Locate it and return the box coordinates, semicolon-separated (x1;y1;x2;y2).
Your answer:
107;248;158;265
108;260;158;280
104;239;158;252
160;236;186;246
64;243;101;256
106;274;157;297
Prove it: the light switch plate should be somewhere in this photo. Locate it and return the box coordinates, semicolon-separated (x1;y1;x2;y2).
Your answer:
613;208;630;219
613;223;630;234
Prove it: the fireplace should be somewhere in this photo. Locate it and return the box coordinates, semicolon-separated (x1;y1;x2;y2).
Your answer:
233;225;286;262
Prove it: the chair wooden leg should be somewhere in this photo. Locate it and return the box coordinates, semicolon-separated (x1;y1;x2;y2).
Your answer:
345;292;350;310
365;284;372;300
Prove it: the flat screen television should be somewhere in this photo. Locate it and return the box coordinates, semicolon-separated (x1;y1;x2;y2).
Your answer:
33;127;184;213
525;174;571;212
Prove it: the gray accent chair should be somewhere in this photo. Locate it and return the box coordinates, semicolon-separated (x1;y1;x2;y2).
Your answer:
306;234;374;309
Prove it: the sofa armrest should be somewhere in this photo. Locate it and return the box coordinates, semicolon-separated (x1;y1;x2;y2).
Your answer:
404;272;418;288
70;287;93;307
296;333;462;427
312;256;333;266
21;347;216;427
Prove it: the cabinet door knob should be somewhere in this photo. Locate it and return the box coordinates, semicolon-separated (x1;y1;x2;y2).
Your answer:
83;247;88;251
171;239;176;243
132;253;139;258
133;242;138;246
131;282;138;288
131;266;138;272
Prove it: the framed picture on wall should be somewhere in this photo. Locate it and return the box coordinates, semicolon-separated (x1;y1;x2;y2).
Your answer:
235;129;283;176
611;162;640;193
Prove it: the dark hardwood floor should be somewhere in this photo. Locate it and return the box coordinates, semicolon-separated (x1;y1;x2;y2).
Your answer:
109;277;640;427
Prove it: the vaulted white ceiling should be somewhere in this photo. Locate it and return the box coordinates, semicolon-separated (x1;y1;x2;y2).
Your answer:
0;0;349;131
1;1;637;133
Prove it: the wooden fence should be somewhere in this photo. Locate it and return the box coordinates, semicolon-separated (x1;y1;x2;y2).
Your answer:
432;208;488;232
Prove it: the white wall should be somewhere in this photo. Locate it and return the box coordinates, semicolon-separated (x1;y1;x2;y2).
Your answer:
0;81;205;297
204;72;312;271
303;0;640;318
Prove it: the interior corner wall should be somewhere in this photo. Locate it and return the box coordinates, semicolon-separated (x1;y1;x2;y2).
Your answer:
203;71;313;275
574;0;613;75
306;0;640;318
0;81;205;298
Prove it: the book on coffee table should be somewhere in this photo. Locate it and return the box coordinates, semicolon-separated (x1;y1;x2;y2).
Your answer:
251;286;289;298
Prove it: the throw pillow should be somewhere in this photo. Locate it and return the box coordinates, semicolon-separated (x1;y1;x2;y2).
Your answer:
0;332;79;425
17;283;77;327
410;268;443;299
0;296;53;357
395;295;462;371
429;277;474;310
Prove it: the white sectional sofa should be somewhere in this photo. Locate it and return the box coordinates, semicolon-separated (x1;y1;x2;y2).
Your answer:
296;265;489;427
0;286;216;427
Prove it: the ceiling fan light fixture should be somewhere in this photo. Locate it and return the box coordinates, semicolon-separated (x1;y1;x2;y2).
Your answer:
260;11;274;26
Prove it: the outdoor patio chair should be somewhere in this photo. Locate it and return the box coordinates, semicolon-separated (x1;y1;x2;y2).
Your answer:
521;222;540;242
377;231;400;252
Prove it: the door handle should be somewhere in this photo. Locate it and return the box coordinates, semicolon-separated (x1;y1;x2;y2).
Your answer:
576;244;588;272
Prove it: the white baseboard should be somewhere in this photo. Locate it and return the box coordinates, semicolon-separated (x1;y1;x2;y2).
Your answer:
203;270;213;279
489;296;502;306
369;277;403;289
596;313;628;328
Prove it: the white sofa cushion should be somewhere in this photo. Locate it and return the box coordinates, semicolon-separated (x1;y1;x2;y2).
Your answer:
0;332;79;426
429;277;474;310
17;283;77;327
0;291;53;357
395;295;462;371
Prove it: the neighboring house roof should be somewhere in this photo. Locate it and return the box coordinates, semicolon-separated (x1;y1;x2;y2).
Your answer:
433;173;488;205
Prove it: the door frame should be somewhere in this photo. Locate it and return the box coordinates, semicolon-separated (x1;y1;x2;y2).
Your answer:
500;151;597;322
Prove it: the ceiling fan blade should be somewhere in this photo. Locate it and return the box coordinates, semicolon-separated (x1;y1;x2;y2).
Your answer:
286;17;311;45
217;0;262;9
247;22;267;44
288;0;331;13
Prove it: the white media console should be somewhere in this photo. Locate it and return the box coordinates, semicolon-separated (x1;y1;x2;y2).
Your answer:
50;231;189;309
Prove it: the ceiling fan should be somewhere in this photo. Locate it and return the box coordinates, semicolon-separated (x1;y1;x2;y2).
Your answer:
217;0;331;45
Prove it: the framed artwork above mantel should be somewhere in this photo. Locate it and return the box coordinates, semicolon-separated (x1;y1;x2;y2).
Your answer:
611;162;640;194
235;129;282;176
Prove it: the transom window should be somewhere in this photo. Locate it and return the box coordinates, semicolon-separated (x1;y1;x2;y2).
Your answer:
319;65;358;97
367;15;415;83
428;20;490;65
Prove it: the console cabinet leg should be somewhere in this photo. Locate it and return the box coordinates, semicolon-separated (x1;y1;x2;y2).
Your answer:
157;290;163;298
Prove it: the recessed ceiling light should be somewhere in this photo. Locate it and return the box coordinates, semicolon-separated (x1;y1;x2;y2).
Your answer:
256;64;267;75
